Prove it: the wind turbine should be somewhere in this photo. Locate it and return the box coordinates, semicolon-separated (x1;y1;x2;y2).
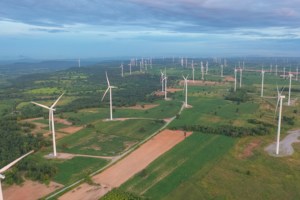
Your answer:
243;61;245;69
182;74;189;108
260;67;265;97
274;84;285;155
78;58;80;68
296;68;298;81
286;72;292;105
240;68;242;87
160;70;165;92
192;60;194;83
201;64;204;80
145;61;147;70
128;63;132;75
101;72;117;121
185;57;187;67
206;61;208;74
270;64;272;74
221;65;223;77
0;151;34;200
275;65;278;76
140;61;142;72
163;69;168;100
234;67;238;91
120;62;123;77
31;93;64;157
283;67;286;77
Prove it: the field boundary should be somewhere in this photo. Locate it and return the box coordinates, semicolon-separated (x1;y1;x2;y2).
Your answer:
45;102;185;200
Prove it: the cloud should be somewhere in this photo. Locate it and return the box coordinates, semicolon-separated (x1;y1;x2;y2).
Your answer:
29;28;69;33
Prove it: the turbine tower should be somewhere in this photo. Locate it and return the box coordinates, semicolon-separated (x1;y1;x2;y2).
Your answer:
234;67;238;91
160;70;165;92
192;60;194;83
206;61;208;74
270;64;272;74
221;65;223;77
140;61;142;72
182;74;189;108
287;72;292;105
185;57;187;67
261;68;265;97
120;62;123;77
164;69;168;100
78;58;80;68
31;93;64;157
283;67;286;77
275;65;278;76
101;72;117;121
243;61;245;69
274;85;285;155
240;68;242;87
128;63;132;75
0;151;34;200
296;68;298;81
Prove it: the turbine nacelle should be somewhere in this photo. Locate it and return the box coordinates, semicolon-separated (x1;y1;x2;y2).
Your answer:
0;174;5;179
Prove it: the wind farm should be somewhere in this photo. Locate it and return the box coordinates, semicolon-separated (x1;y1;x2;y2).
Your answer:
1;1;300;200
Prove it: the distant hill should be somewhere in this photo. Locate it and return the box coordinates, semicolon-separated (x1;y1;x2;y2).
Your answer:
0;61;94;77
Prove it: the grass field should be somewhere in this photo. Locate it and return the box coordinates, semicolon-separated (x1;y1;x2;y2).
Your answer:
56;119;165;156
27;87;66;94
51;157;109;185
120;133;236;199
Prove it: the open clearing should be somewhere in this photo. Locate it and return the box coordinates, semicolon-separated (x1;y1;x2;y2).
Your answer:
222;76;235;81
58;129;193;200
3;180;63;200
58;126;84;134
265;129;300;157
180;80;229;86
120;104;159;110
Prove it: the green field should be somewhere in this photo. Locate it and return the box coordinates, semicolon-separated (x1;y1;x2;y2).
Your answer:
27;87;66;94
120;133;236;199
56;119;165;156
51;157;109;185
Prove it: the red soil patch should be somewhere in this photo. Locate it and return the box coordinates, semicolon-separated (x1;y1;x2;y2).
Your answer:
44;153;114;160
222;76;235;82
180;80;229;86
3;180;63;200
54;118;72;125
187;104;193;108
59;130;193;200
58;126;84;134
121;104;159;110
155;88;183;96
238;140;262;158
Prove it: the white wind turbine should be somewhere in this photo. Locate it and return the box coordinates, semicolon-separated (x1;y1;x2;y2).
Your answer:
120;62;123;77
275;65;278;76
163;69;168;100
192;60;195;83
0;151;34;200
240;68;242;87
286;71;293;106
201;64;204;80
182;74;189;108
160;70;165;92
140;61;142;72
283;67;286;77
128;63;132;75
221;65;223;77
234;67;238;91
31;93;64;157
206;61;208;74
101;72;117;120
270;64;272;74
78;58;80;68
243;61;245;69
260;67;265;97
296;68;298;81
185;57;187;67
274;84;285;155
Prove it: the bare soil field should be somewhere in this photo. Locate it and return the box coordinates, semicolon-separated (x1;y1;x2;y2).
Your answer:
59;129;193;200
3;180;63;200
155;88;183;95
58;126;84;134
120;104;159;110
44;153;114;160
238;140;262;158
222;76;235;82
180;80;229;86
54;118;72;125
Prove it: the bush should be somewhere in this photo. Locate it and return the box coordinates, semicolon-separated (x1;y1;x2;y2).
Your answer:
139;127;145;132
62;143;68;149
141;169;147;178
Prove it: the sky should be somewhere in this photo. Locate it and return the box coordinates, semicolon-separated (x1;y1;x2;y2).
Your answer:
1;0;300;60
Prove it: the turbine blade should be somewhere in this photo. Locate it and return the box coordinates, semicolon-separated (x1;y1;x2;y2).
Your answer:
51;93;64;108
0;150;34;174
101;87;109;101
280;86;286;95
106;71;110;86
31;101;50;110
274;97;280;121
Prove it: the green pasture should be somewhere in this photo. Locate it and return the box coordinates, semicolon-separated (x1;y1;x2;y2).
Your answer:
27;87;66;94
56;119;165;156
120;133;236;199
51;157;109;185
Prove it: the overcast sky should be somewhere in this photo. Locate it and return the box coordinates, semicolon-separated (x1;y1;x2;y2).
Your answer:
1;0;300;60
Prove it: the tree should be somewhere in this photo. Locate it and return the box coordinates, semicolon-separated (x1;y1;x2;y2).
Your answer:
184;132;186;138
141;169;147;178
139;127;145;132
236;108;239;113
62;143;68;149
176;114;180;119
